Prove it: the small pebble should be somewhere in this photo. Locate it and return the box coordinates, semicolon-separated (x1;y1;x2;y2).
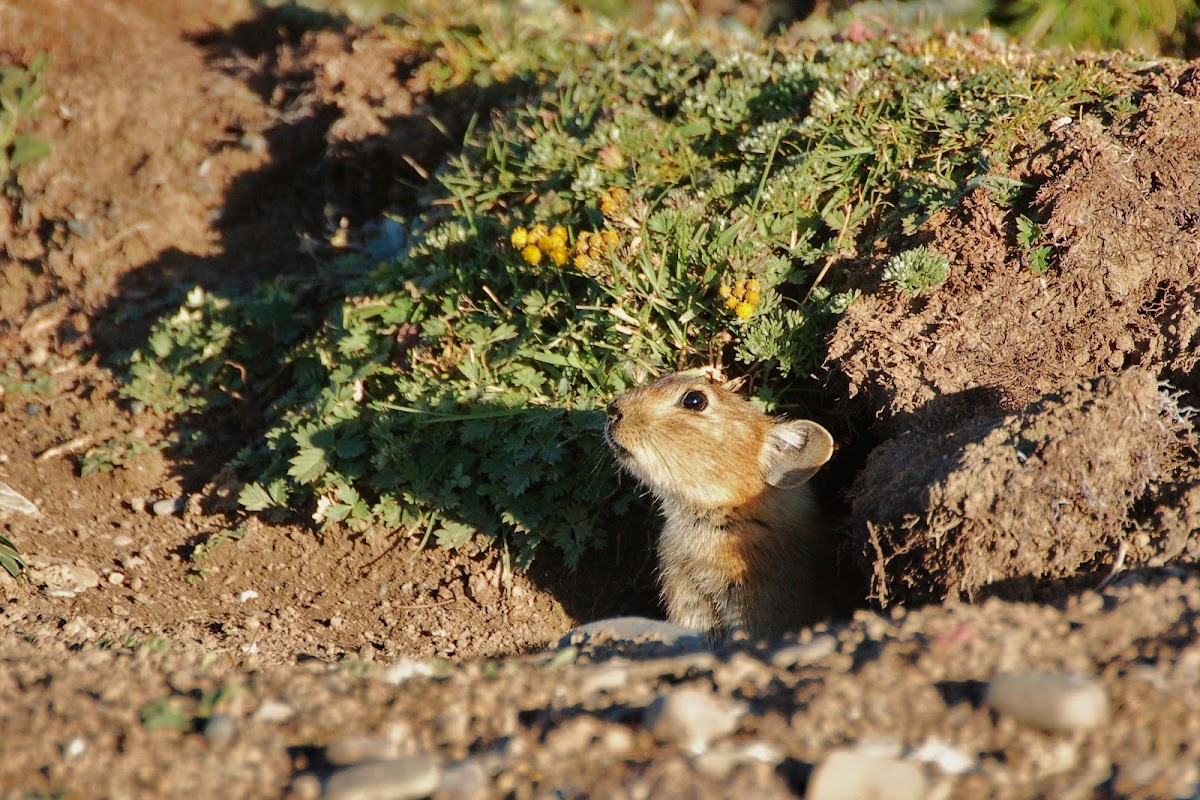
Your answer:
806;749;928;800
152;496;186;516
986;671;1109;732
254;700;295;723
108;572;125;585
238;590;259;603
908;738;976;775
62;736;87;759
326;735;401;766
559;616;708;652
693;742;780;779
291;773;322;800
770;634;837;668
204;714;237;745
438;758;489;800
643;686;747;753
322;755;441;800
0;480;38;515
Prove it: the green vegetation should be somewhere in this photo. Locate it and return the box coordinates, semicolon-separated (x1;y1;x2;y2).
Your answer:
0;531;25;578
186;525;249;583
121;3;1143;567
139;682;245;732
882;246;951;296
1016;213;1054;274
0;53;51;192
998;0;1199;54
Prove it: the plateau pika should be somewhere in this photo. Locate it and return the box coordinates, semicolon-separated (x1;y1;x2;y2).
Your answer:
605;373;839;642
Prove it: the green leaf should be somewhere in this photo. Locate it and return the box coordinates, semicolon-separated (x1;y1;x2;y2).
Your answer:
434;520;475;550
0;533;25;578
288;446;328;485
10;134;50;169
238;482;276;511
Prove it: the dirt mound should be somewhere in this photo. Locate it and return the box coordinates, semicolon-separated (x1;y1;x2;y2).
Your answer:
827;66;1200;429
848;369;1196;606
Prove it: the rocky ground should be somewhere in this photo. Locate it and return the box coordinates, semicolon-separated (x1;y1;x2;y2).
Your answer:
2;1;1199;798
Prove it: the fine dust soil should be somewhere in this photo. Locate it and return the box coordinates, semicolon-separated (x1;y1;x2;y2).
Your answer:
2;2;1200;799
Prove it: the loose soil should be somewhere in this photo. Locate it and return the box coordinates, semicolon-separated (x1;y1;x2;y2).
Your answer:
2;2;1199;799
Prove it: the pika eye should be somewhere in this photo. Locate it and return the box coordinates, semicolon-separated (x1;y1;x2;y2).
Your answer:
679;389;708;412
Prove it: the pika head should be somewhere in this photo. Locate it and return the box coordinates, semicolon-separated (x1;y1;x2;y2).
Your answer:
604;373;833;512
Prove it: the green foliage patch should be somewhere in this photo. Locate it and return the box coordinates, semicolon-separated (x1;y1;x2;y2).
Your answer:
122;4;1142;566
0;52;51;191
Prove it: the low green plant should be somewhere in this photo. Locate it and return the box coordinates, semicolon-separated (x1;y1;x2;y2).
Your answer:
882;246;952;296
1016;213;1054;274
0;532;25;578
124;4;1143;567
190;525;248;562
0;52;51;191
80;435;156;477
0;367;53;397
121;282;315;416
996;0;1200;54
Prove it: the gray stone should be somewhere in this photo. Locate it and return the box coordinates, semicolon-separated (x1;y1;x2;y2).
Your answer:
806;749;928;800
0;480;37;515
986;670;1110;732
770;635;837;668
326;735;402;766
437;758;489;800
152;496;186;516
323;756;442;800
558;616;708;652
203;714;237;745
643;686;747;753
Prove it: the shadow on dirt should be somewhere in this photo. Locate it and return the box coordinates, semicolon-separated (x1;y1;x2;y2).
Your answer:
80;1;664;628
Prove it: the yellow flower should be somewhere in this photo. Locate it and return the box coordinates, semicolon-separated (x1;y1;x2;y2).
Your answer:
601;229;619;248
528;223;548;245
599;187;629;218
744;289;761;305
510;227;528;249
718;284;732;299
746;278;762;293
549;246;569;266
550;224;567;241
735;302;754;319
574;253;592;270
521;244;543;265
724;295;740;310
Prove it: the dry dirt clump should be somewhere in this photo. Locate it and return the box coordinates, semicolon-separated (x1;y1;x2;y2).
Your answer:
848;369;1194;606
827;66;1200;429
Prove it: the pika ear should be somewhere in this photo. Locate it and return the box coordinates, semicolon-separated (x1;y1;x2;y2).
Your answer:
760;420;834;489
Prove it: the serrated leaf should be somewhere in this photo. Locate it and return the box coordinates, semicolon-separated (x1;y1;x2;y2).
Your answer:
238;482;276;511
288;447;328;485
434;520;475;550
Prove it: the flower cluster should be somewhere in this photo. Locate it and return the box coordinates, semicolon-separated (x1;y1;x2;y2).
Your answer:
511;223;569;266
572;229;620;274
718;277;762;320
598;186;629;219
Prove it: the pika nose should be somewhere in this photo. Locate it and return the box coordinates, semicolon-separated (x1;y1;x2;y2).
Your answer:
606;400;621;422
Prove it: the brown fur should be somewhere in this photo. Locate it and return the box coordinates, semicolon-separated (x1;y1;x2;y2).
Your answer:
605;373;839;642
